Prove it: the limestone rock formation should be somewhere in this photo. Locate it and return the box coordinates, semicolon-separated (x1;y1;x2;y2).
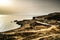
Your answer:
0;12;60;40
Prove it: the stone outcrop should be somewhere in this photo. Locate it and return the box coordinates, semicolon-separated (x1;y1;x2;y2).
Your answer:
0;12;60;40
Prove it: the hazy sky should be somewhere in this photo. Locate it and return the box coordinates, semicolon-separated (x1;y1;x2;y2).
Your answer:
0;0;60;16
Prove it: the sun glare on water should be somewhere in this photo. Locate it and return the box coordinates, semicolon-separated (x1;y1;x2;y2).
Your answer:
0;15;20;32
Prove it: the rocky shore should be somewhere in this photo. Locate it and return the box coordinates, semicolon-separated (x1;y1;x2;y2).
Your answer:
0;12;60;40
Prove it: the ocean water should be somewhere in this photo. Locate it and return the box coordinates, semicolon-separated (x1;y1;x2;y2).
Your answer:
0;15;32;32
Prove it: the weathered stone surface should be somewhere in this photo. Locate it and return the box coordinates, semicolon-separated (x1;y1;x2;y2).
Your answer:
0;12;60;40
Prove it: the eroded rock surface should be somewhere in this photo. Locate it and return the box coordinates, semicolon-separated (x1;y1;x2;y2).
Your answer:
0;12;60;40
